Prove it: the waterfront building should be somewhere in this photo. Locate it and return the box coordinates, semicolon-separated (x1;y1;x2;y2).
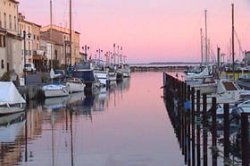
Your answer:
40;25;81;68
0;0;22;78
18;13;45;71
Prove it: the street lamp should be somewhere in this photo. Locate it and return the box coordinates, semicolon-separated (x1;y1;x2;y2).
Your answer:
82;45;90;61
96;49;103;65
23;30;31;86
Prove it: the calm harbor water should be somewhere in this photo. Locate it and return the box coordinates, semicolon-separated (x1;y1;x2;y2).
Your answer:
0;72;185;166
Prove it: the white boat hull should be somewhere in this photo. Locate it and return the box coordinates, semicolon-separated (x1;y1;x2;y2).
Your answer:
0;106;25;115
66;82;85;93
108;72;117;81
94;70;108;86
42;84;69;98
191;83;217;94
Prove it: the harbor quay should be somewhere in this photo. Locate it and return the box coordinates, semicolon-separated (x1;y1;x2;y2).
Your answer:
162;72;250;166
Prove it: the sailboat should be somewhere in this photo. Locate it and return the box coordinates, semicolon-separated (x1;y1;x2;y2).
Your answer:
42;0;69;98
0;82;26;115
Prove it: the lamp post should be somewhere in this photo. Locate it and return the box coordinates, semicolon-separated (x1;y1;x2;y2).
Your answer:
113;43;116;65
23;30;31;86
23;31;26;85
96;49;103;65
82;45;90;61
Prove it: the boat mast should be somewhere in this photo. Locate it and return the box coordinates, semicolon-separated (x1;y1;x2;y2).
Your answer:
232;3;235;80
113;43;116;65
69;0;72;66
204;9;208;65
200;28;203;65
50;0;53;69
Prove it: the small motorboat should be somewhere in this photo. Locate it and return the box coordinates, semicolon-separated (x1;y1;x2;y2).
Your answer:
66;77;85;93
42;84;69;98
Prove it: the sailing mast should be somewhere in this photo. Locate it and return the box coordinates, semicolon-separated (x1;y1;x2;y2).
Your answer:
69;0;72;66
200;28;203;65
50;0;53;70
232;3;235;80
204;9;208;65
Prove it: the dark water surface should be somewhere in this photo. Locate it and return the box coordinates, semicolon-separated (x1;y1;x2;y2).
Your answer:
0;72;184;166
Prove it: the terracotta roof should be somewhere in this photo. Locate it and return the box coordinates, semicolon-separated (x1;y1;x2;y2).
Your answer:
20;20;41;28
41;25;80;34
9;0;19;4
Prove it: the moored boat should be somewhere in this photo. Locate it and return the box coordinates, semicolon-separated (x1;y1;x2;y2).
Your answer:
66;77;85;93
94;69;109;86
0;82;26;115
72;60;100;89
42;84;69;98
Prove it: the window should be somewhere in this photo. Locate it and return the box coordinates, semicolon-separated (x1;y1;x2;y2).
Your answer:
14;16;16;30
0;59;4;69
9;14;12;30
3;13;6;28
0;12;2;28
55;50;58;60
0;35;6;47
7;63;9;72
28;42;30;55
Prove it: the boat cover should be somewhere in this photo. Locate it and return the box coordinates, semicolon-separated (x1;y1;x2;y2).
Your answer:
0;81;26;105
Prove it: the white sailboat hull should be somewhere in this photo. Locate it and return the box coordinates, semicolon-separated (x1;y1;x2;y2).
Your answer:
42;84;69;98
191;83;217;94
66;81;85;93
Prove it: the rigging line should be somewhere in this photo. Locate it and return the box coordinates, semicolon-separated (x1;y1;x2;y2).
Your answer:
187;12;204;58
234;28;244;60
61;0;69;28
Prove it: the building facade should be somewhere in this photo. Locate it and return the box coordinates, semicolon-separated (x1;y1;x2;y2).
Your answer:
40;25;81;68
0;0;22;78
18;13;45;71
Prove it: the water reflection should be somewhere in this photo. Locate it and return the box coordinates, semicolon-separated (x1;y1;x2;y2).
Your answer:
0;78;131;166
0;112;25;165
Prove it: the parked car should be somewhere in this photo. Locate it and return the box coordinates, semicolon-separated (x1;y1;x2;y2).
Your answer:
24;63;36;72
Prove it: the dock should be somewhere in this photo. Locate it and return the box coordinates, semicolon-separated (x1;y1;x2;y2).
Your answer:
162;72;249;166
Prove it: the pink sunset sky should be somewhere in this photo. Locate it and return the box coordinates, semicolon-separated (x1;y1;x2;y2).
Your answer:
19;0;250;63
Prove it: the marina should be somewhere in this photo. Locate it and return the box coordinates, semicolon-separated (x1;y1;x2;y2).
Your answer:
1;0;250;165
0;72;185;166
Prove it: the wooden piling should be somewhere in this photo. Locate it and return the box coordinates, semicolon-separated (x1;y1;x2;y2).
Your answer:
187;85;191;166
183;82;187;164
223;103;230;166
191;87;195;166
203;94;208;166
196;90;201;166
212;97;217;166
241;113;249;166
